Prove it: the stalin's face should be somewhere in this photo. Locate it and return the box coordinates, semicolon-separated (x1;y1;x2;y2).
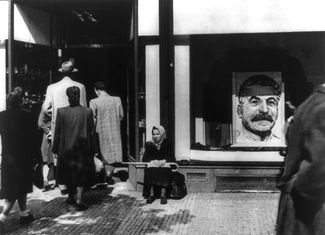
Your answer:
237;95;279;135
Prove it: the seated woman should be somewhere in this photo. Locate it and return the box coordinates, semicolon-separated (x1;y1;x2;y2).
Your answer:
143;125;175;204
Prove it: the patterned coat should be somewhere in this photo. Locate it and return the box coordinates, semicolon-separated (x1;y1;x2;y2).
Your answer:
89;92;124;164
43;77;87;142
276;85;325;234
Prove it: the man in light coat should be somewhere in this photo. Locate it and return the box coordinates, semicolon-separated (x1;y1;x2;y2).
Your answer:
42;60;87;193
89;81;124;184
43;60;87;139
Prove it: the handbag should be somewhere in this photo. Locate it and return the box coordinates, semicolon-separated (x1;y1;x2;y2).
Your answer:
94;155;106;183
32;163;44;189
94;155;104;173
170;172;187;199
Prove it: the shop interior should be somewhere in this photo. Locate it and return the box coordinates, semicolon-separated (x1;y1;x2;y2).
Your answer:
9;0;134;160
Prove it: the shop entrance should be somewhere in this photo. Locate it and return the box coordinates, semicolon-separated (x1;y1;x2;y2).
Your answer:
10;0;138;161
62;46;131;161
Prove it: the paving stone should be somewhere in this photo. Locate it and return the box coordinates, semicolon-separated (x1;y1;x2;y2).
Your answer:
0;182;280;234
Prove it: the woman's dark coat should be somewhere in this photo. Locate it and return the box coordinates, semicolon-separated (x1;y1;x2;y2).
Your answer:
0;109;40;200
142;139;175;197
276;85;325;234
52;105;96;188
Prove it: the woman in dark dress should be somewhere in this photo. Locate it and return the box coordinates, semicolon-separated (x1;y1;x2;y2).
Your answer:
143;125;175;204
52;86;96;211
0;89;39;233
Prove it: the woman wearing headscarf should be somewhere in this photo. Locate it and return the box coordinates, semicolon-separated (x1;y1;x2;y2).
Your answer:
0;88;40;233
142;125;175;204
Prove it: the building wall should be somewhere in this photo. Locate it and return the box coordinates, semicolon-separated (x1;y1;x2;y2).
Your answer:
140;0;325;161
174;0;325;35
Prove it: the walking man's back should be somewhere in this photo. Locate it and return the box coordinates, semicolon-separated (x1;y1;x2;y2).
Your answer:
90;81;124;184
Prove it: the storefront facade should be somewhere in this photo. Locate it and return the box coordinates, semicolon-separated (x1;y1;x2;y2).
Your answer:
2;0;325;191
138;0;325;191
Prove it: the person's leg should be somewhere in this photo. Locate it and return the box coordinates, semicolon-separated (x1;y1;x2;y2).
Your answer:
42;163;51;191
17;194;27;212
160;187;167;204
0;199;15;233
66;187;76;205
146;186;155;204
18;194;33;224
0;199;15;218
75;187;88;211
105;164;115;184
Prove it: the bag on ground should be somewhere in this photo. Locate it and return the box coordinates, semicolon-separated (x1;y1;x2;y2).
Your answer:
170;172;187;199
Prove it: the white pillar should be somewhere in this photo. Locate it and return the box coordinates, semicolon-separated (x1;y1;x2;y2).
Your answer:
0;2;8;111
145;45;160;141
175;46;190;161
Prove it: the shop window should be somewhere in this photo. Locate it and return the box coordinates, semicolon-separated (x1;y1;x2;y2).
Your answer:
190;32;318;151
7;40;51;114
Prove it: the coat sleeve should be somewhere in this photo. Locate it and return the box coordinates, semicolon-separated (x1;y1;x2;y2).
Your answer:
278;116;304;186
293;106;325;201
52;109;62;154
80;85;87;107
37;108;51;135
89;99;97;126
43;86;52;112
118;97;124;120
87;109;96;155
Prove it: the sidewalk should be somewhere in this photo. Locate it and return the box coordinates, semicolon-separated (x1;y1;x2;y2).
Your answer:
1;181;280;235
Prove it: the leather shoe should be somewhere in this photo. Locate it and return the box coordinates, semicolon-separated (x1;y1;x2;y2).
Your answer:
60;189;68;195
106;177;115;185
20;212;33;225
146;196;155;204
65;197;76;205
160;197;167;205
42;184;54;192
75;202;88;211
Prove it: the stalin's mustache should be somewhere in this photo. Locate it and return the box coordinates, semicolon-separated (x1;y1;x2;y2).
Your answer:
251;113;274;122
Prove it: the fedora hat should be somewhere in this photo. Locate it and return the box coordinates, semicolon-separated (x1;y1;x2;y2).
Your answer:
58;61;78;73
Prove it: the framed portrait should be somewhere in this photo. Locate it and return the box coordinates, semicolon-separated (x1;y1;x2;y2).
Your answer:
231;72;286;147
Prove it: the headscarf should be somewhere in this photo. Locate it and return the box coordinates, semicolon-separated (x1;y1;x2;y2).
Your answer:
152;125;166;149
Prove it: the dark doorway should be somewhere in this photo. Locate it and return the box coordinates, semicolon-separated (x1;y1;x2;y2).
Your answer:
60;46;131;161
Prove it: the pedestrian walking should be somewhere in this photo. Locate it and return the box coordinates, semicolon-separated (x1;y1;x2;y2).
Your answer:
43;60;87;194
89;81;124;184
52;86;96;211
143;125;175;205
276;84;325;234
0;90;40;233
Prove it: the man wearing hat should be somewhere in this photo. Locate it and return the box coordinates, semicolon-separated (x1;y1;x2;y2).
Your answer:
236;74;281;142
42;60;87;193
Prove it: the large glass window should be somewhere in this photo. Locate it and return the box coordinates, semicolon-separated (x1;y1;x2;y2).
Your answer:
190;32;323;150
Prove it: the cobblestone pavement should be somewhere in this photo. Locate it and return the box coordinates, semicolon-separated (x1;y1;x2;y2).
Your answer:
1;182;280;235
